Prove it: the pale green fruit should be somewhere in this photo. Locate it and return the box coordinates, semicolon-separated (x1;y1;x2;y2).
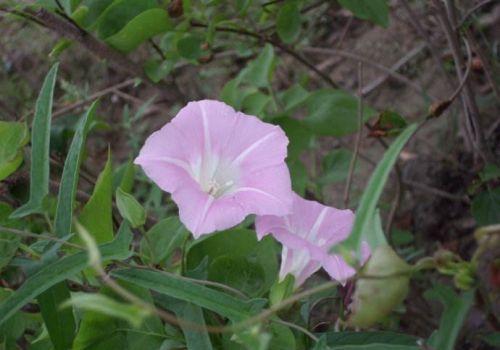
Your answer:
348;245;410;328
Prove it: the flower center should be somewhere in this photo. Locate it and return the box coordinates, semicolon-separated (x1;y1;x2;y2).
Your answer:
206;179;235;197
192;155;239;198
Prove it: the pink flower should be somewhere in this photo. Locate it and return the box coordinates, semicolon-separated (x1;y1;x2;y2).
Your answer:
256;193;369;287
135;100;293;237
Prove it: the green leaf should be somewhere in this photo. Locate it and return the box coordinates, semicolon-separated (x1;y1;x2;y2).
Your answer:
338;0;389;27
0;289;25;349
305;89;375;137
241;91;271;116
268;321;296;350
112;267;258;321
177;34;204;60
96;0;157;38
482;333;500;347
0;150;24;181
471;188;500;226
0;223;132;327
49;39;73;58
10;63;59;218
335;124;418;256
105;9;172;53
37;282;76;350
79;0;114;28
116;187;146;228
288;158;308;196
480;163;500;182
72;284;165;350
269;274;294;306
114;159;135;192
209;256;266;297
156;296;213;350
425;284;474;350
371;111;408;137
324;331;419;349
274;117;312;159
242;44;275;88
65;293;150;327
79;152;114;244
0;121;29;164
320;148;354;185
139;216;188;265
276;2;301;43
73;311;128;350
221;78;243;109
187;229;278;297
0;203;22;270
231;326;271;350
280;84;310;111
54;101;96;237
144;59;173;83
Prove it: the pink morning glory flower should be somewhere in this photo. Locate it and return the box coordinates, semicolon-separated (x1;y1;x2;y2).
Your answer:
135;100;293;237
256;193;369;287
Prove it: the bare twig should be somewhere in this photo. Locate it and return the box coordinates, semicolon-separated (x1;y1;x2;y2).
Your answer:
335;16;353;48
9;7;182;101
190;21;338;88
343;63;364;208
433;0;491;163
302;46;430;98
0;6;46;27
399;0;455;89
456;0;493;29
464;28;500;100
22;79;137;122
361;43;426;96
403;179;470;203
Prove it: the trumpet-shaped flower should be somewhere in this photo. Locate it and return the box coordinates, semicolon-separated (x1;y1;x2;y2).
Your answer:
135;100;293;237
256;193;369;287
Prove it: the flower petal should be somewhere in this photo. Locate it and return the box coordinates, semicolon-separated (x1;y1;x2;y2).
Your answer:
135;99;293;237
172;186;247;238
255;193;367;287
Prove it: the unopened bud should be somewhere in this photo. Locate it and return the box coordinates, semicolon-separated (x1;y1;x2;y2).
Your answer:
347;245;410;328
454;267;475;290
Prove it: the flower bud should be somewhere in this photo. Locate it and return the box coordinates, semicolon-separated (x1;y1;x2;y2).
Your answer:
454;267;475;290
347;245;410;328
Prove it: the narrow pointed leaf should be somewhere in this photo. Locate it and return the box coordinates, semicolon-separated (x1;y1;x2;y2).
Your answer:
0;224;132;327
54;101;97;237
426;285;474;350
79;152;113;244
155;296;213;350
334;123;418;256
11;63;59;218
37;282;75;350
116;187;145;228
112;268;258;321
65;294;149;327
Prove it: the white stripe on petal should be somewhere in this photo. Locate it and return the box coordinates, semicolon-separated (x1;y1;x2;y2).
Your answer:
194;195;214;235
232;186;281;203
200;101;211;155
308;207;328;242
231;132;277;165
138;156;192;175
